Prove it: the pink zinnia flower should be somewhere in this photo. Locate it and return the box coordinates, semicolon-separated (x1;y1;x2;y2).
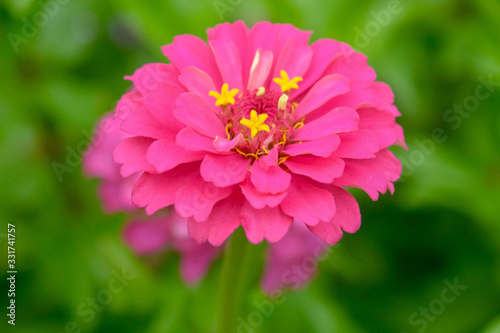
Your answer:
113;21;406;246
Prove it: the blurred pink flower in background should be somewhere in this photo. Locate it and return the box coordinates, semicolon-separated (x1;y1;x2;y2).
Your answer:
112;21;406;247
84;112;329;290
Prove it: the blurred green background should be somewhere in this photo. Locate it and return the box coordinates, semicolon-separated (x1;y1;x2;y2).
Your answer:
1;0;499;332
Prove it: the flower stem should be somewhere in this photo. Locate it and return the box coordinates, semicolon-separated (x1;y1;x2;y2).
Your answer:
216;228;254;333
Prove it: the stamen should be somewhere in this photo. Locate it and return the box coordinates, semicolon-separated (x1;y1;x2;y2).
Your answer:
209;83;239;106
278;94;288;111
273;70;303;93
239;110;270;138
256;87;266;97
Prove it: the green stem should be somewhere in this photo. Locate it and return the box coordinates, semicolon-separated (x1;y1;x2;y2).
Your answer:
216;228;254;333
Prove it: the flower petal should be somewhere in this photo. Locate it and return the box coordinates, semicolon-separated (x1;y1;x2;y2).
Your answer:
200;154;250;187
247;49;273;91
283;134;340;157
123;217;171;254
240;203;293;243
207;21;251;87
115;91;175;140
141;82;186;133
292;107;359;141
176;127;218;153
147;139;205;173
162;34;222;87
132;163;200;215
280;176;336;226
307;185;361;244
187;192;245;246
293;74;350;119
175;176;233;222
271;38;312;91
357;107;399;149
334;149;401;200
174;93;226;138
125;63;180;95
334;130;380;159
212;134;243;153
240;177;287;209
293;39;344;98
113;136;157;177
178;66;216;106
284;154;345;184
209;38;244;90
250;150;291;194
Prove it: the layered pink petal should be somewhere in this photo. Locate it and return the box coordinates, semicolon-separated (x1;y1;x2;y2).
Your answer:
334;130;380;159
113;136;157;177
178;66;216;106
187;192;245;246
213;134;244;153
250;149;291;194
294;75;351;119
209;39;244;90
124;63;180;94
283;134;340;157
174;93;225;138
357;107;399;149
280;177;336;226
307;186;361;244
200;154;250;187
271;38;312;91
207;21;250;88
175;176;233;222
115;91;175;140
141;83;186;133
132;163;200;215
284;155;345;184
247;49;273;91
322;46;376;82
240;203;293;243
162;34;222;87
292;107;359;141
334;149;401;200
293;39;344;98
176;127;218;153
147;139;205;173
240;177;287;209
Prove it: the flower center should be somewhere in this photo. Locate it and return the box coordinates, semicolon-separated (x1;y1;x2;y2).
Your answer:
209;71;304;160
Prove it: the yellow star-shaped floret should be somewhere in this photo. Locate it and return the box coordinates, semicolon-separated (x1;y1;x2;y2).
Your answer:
273;70;303;93
239;110;270;138
209;83;239;106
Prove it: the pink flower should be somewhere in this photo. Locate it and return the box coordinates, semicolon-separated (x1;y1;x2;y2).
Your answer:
261;220;330;292
113;21;406;246
84;112;220;285
123;211;221;285
83;113;138;213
